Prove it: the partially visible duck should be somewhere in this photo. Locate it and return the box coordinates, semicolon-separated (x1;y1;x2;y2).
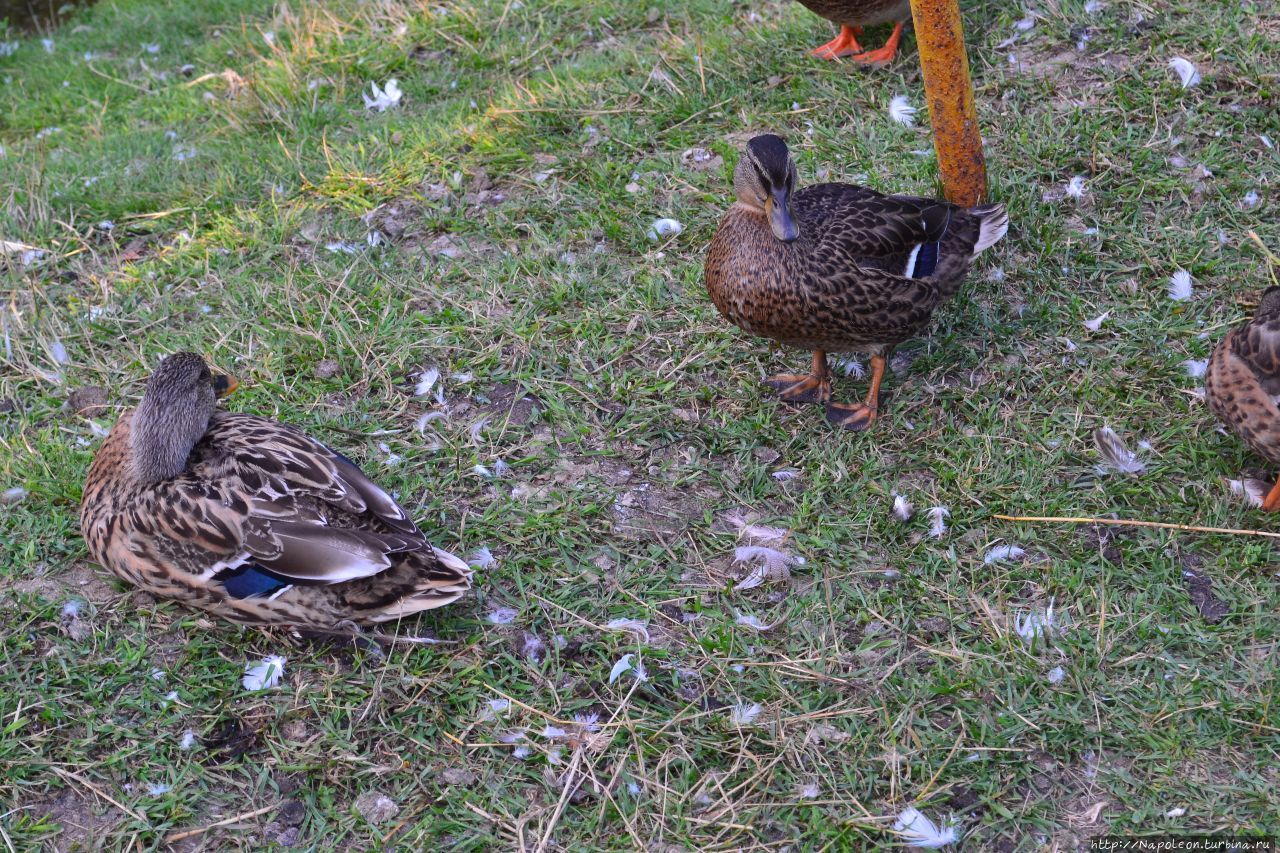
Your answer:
80;352;472;636
704;134;1008;430
796;0;910;64
1206;287;1280;510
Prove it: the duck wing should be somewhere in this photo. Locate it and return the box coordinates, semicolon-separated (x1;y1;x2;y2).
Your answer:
145;412;430;594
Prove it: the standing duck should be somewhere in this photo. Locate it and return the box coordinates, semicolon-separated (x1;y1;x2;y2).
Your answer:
1206;287;1280;510
796;0;910;64
704;134;1008;430
80;352;472;636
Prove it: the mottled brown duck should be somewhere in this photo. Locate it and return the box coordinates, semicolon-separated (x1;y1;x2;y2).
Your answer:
1206;287;1280;510
796;0;910;64
80;352;472;636
704;134;1008;430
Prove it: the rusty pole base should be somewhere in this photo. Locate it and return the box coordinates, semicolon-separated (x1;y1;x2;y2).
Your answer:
909;0;987;206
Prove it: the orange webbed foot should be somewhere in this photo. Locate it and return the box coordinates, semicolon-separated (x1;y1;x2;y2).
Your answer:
811;25;864;60
765;373;832;404
848;21;904;66
825;402;878;431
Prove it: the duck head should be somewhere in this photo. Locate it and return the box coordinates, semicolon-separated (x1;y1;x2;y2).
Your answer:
733;134;799;243
129;352;237;484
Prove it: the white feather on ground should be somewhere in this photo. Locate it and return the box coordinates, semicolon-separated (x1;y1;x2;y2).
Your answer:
1065;175;1086;198
608;653;647;684
983;544;1026;564
414;368;440;397
486;607;517;624
1167;57;1200;89
893;807;959;848
888;95;917;127
363;79;402;111
1182;359;1207;378
725;512;788;546
1015;599;1058;644
605;618;650;644
1168;269;1194;301
646;218;682;241
469;546;496;569
1094;426;1146;474
1228;478;1269;508
892;494;914;522
927;506;950;538
1083;311;1109;332
729;702;762;726
242;655;286;691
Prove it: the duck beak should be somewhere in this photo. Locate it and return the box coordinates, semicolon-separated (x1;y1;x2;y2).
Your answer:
212;373;239;398
765;188;799;243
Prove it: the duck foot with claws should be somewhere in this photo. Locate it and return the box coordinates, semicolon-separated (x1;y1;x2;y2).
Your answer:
766;351;833;403
811;25;865;59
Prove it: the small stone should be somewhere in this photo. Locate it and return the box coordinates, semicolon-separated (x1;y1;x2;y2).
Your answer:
354;791;399;824
67;386;108;417
313;360;340;380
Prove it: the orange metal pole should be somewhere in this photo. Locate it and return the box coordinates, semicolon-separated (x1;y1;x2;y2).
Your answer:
909;0;987;206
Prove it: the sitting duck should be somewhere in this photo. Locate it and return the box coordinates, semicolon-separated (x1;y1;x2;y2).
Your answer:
1206;287;1280;510
80;352;472;636
704;134;1008;430
795;0;911;64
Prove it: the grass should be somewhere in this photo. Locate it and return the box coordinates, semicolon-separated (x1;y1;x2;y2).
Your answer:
1;0;1277;848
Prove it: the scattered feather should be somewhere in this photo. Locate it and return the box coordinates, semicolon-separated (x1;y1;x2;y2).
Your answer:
472;464;493;477
983;545;1026;564
888;95;917;127
893;807;959;848
833;356;865;378
415;411;446;436
729;702;762;726
468;416;490;445
892;494;914;522
469;546;496;569
2;487;27;504
541;724;567;739
61;599;83;620
146;783;171;797
521;632;545;661
608;652;647;684
179;730;197;750
493;458;511;477
1015;598;1058;643
1167;57;1200;89
161;690;179;706
734;545;804;590
1227;478;1269;508
1065;176;1087;198
1241;190;1260;209
1013;13;1036;30
1182;359;1207;378
606;618;651;644
241;655;286;691
725;512;788;545
363;79;402;111
378;442;403;466
1047;666;1066;684
49;340;69;364
771;468;800;481
1084;0;1104;11
1262;135;1274;150
486;607;517;625
646;218;683;241
414;368;440;397
734;612;776;631
1083;311;1109;332
1166;807;1186;818
927;506;950;538
1093;426;1146;474
512;745;532;760
1167;269;1193;301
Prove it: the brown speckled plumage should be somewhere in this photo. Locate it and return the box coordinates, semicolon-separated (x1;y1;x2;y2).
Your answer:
81;353;471;632
1206;287;1280;509
798;0;910;29
704;135;1008;429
